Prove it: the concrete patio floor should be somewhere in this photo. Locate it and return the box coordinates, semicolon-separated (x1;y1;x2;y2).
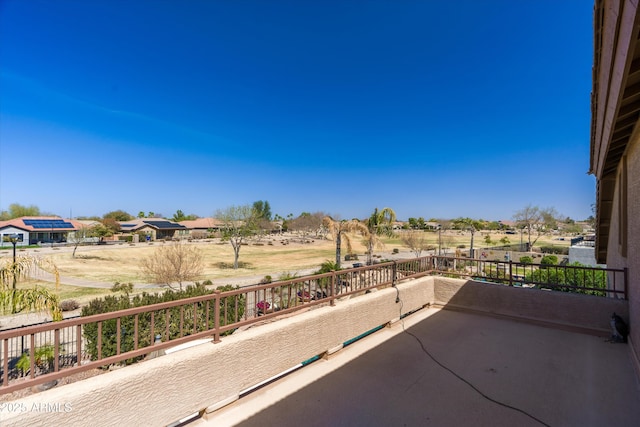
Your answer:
199;307;640;427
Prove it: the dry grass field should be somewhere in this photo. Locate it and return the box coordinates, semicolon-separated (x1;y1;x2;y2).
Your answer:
1;230;571;304
46;238;352;281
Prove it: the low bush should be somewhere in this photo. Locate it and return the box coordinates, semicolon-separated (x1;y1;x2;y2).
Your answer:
540;255;559;266
519;256;533;265
16;345;56;375
111;281;134;294
190;231;208;240
59;300;79;312
277;271;299;281
539;245;569;255
81;282;244;363
527;262;606;296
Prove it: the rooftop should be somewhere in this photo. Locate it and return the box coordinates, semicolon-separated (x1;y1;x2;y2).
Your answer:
0;217;76;232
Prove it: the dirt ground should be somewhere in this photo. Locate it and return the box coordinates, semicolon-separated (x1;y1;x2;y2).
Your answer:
5;234;402;285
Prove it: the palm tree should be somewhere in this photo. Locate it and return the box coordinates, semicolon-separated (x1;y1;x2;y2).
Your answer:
0;255;62;320
322;216;368;268
363;207;397;265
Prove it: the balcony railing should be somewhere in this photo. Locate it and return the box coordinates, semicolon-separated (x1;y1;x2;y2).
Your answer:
429;255;626;298
0;256;625;394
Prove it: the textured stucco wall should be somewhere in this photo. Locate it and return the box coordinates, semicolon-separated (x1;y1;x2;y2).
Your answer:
0;279;433;427
606;130;640;375
1;276;630;426
628;132;640;374
433;277;628;334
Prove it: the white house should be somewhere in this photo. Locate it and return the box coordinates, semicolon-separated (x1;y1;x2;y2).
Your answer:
0;217;77;247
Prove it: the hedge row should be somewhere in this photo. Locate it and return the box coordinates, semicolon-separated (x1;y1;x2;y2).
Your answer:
81;282;244;362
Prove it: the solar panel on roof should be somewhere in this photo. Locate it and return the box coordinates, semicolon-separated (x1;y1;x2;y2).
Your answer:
23;219;74;229
143;220;187;229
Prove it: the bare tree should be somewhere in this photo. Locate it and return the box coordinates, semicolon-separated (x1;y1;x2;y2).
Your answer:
68;226;88;258
140;242;204;290
401;230;433;257
513;205;559;250
68;224;100;257
289;212;324;241
452;217;482;258
216;205;259;269
312;212;329;239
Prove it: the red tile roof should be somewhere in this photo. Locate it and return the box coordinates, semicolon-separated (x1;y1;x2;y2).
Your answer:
179;218;224;229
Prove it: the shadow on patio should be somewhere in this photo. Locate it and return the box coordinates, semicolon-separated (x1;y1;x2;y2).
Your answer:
205;306;640;427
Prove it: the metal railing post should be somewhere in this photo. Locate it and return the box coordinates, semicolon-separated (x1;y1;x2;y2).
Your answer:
509;260;513;286
213;290;221;343
330;272;336;306
392;261;397;286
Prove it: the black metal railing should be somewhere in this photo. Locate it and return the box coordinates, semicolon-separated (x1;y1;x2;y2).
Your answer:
430;255;626;298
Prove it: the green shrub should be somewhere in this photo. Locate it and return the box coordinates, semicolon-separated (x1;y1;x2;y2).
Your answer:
540;255;558;265
519;256;533;265
345;253;359;261
526;262;606;296
81;282;245;363
16;345;56;374
392;248;399;254
539;245;569;255
277;271;299;281
111;282;134;294
316;261;340;274
314;261;341;297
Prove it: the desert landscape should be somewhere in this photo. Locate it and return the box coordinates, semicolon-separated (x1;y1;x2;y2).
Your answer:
0;230;570;305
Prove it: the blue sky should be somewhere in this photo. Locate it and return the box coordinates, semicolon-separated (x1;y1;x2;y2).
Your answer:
0;0;595;221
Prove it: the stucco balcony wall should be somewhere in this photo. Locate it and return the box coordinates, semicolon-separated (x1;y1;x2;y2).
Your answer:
0;278;434;427
0;276;629;426
434;277;628;334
